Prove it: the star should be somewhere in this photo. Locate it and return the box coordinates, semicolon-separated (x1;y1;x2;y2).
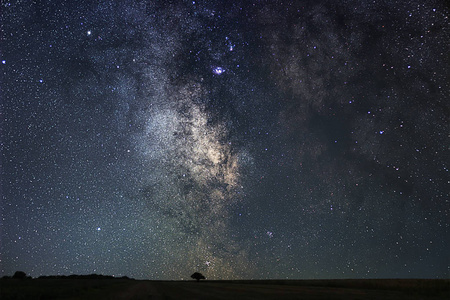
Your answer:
212;66;225;75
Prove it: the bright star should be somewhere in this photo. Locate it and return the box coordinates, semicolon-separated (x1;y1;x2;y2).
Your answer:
213;66;225;75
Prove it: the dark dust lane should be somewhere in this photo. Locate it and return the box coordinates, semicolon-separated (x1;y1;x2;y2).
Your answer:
117;281;445;300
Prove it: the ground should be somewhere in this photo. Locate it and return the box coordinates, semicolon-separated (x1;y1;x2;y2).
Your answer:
1;278;449;299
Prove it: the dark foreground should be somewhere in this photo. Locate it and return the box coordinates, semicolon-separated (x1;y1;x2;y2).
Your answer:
1;278;449;299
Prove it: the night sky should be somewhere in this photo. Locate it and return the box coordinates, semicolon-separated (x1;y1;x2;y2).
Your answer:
1;0;449;280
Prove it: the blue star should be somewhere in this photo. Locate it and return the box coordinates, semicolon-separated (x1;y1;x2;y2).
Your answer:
213;66;225;75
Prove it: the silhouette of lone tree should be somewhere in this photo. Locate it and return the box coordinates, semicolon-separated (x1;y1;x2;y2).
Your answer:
12;271;27;279
190;272;205;282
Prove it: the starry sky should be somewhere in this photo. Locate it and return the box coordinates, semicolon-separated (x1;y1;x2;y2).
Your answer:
1;0;449;280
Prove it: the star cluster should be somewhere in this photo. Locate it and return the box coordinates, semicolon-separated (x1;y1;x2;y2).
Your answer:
1;0;448;280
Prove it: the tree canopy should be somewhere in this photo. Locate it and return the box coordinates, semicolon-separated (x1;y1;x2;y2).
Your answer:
190;272;205;282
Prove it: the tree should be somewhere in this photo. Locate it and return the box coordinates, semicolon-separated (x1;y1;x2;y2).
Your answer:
12;271;27;279
190;272;205;282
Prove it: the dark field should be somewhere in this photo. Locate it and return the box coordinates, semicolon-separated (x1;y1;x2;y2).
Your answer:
1;278;449;299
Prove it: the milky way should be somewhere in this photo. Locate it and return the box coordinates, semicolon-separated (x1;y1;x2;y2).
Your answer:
135;78;249;278
2;0;449;279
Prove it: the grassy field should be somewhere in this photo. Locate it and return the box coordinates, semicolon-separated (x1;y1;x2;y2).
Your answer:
1;277;135;300
224;278;450;294
1;278;449;299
